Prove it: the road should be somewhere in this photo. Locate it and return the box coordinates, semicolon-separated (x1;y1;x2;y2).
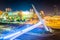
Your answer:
14;31;60;40
0;24;60;40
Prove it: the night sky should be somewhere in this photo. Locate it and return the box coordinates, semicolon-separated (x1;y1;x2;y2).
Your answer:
0;0;60;13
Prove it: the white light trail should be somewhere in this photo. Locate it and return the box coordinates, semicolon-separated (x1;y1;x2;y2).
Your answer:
4;21;42;40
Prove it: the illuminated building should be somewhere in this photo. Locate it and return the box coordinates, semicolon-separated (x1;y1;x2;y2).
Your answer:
53;5;58;15
0;10;3;18
0;10;3;16
5;8;12;12
44;16;60;29
40;10;45;18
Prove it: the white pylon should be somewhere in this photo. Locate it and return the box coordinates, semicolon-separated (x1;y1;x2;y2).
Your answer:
32;4;49;31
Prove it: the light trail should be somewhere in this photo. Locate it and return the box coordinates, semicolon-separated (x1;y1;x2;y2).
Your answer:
4;21;42;39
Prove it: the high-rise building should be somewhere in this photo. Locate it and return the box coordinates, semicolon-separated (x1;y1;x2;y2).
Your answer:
53;5;58;15
5;8;12;12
